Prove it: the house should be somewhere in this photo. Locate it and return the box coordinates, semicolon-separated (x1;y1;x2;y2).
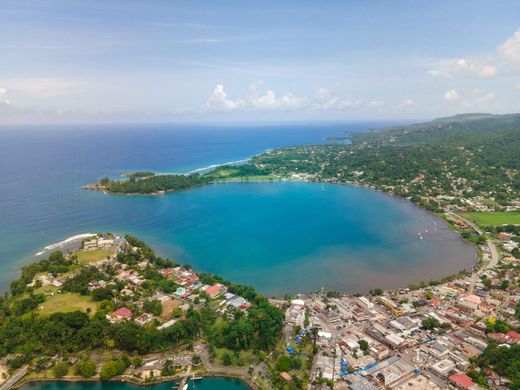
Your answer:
135;313;153;326
137;360;162;379
161;268;173;277
205;284;221;298
175;287;186;297
449;373;476;389
107;307;132;323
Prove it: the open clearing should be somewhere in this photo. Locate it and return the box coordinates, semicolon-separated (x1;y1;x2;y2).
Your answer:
39;292;97;315
75;248;114;264
467;212;520;226
160;298;181;320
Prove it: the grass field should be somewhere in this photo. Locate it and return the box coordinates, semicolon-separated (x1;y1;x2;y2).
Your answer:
75;248;114;264
213;348;257;366
467;212;520;226
39;292;97;315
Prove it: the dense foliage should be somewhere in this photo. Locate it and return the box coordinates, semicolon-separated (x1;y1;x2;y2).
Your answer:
96;164;271;194
476;342;520;388
0;238;284;368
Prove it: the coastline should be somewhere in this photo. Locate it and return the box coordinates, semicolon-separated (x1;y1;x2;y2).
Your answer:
14;373;256;390
82;173;481;294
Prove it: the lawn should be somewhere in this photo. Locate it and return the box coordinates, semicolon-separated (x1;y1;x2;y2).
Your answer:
467;212;520;226
213;348;257;367
39;292;97;315
34;284;59;296
75;248;114;264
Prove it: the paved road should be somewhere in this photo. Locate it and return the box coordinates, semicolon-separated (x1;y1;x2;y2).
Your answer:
0;366;28;390
446;212;500;292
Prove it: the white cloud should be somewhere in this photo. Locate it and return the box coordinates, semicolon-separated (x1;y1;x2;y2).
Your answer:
203;83;307;112
368;100;384;108
498;28;520;67
312;88;361;110
5;77;83;97
203;84;385;113
443;89;459;101
516;83;520;91
204;84;237;111
401;99;416;107
477;65;497;79
428;58;497;80
470;89;495;103
0;87;11;104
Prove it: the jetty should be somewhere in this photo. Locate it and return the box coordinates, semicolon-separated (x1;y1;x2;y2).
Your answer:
172;365;192;390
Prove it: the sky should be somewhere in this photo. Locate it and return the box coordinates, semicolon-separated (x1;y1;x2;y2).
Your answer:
1;0;520;123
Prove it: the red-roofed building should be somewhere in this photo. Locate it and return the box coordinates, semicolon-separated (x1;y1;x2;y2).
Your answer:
280;372;291;381
107;307;133;323
488;333;509;344
114;307;132;318
449;373;475;389
507;330;520;344
205;284;221;298
161;268;173;277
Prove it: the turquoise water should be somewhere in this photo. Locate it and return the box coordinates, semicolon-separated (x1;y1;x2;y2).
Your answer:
21;379;249;390
0;123;475;294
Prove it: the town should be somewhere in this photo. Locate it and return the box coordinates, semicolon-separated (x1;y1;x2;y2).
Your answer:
0;205;519;390
274;212;520;389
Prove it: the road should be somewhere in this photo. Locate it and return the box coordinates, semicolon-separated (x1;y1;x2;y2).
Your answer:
446;212;500;292
0;366;28;390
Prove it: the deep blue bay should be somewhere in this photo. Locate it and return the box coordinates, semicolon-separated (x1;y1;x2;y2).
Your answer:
0;122;475;295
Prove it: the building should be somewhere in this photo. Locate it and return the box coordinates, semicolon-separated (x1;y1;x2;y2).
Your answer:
449;372;477;389
205;284;221;298
135;313;153;326
430;358;455;377
107;307;132;323
377;296;405;317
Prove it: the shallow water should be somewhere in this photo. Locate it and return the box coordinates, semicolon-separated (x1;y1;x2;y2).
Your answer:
0;122;475;294
21;378;250;390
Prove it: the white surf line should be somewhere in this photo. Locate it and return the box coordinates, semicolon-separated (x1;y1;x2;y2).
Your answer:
188;158;251;174
35;233;97;255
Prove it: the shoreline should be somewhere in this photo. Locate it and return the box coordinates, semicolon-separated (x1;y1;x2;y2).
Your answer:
14;373;256;390
83;175;480;292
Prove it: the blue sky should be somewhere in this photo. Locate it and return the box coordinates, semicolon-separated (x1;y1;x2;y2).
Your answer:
1;0;520;123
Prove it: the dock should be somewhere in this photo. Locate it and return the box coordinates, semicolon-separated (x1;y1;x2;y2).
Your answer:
175;365;192;390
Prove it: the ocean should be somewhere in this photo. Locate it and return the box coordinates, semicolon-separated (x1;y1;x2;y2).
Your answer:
0;122;475;295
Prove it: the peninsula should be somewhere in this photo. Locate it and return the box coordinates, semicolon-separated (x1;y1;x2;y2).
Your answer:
85;113;520;216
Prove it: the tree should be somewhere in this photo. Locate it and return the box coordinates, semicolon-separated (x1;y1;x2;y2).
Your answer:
74;359;96;378
422;317;441;330
358;339;369;354
53;362;69;378
222;351;233;366
91;287;113;301
500;280;510;290
143;300;163;316
100;359;127;380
